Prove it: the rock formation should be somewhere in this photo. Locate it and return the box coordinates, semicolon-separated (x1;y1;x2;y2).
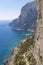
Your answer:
9;1;37;31
4;0;43;65
33;0;43;65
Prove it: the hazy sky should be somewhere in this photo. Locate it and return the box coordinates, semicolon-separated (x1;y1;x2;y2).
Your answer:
0;0;35;20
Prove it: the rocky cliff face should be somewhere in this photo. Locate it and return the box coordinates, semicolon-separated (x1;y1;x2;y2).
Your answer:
9;1;37;31
33;0;43;65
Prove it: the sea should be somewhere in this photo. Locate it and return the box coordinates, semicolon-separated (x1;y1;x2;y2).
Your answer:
0;20;33;65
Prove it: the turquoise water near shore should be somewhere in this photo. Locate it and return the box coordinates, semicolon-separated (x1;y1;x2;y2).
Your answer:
0;21;33;65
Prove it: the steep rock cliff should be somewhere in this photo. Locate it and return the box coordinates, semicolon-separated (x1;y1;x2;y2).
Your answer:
33;0;43;65
9;1;37;31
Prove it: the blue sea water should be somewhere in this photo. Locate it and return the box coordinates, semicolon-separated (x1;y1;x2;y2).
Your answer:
0;21;33;65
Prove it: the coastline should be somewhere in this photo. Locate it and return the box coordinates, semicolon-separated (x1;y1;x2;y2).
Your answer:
3;38;27;65
11;27;35;33
4;48;18;65
4;34;34;65
3;33;34;65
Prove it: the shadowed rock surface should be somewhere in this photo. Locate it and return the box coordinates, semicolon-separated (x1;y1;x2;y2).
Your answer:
9;1;37;31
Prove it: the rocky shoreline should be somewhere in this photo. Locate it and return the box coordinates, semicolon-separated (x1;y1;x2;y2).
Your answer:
11;27;35;33
4;48;18;65
3;34;35;65
3;38;27;65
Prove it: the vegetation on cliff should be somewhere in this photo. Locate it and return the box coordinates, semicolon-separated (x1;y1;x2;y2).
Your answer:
13;34;36;65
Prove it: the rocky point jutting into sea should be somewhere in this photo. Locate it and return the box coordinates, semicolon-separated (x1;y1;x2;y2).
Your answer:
4;0;43;65
9;1;37;32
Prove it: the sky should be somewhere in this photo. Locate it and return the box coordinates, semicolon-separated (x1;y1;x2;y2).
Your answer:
0;0;35;20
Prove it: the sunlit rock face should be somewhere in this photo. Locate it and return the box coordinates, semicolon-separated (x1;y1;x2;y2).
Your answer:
34;0;43;65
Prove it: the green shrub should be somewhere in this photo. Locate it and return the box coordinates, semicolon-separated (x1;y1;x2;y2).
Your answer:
14;34;35;65
26;53;36;65
18;34;35;54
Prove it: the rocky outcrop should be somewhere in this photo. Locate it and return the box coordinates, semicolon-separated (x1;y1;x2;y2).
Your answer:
33;0;43;65
4;35;36;65
9;1;37;31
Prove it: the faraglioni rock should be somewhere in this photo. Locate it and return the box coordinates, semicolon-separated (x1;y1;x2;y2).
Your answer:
9;1;37;32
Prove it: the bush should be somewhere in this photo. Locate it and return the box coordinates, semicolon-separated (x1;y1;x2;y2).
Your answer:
26;53;36;65
13;34;35;65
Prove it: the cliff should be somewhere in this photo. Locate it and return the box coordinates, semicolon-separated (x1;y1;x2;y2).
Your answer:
4;35;36;65
33;0;43;65
9;1;37;31
4;0;43;65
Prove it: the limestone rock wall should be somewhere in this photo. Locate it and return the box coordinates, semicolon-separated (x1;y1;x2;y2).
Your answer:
34;0;43;65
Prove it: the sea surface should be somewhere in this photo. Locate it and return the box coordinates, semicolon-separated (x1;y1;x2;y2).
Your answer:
0;21;33;65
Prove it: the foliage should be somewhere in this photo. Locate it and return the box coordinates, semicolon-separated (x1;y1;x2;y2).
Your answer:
13;34;35;65
18;35;35;54
14;54;26;65
26;53;36;65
